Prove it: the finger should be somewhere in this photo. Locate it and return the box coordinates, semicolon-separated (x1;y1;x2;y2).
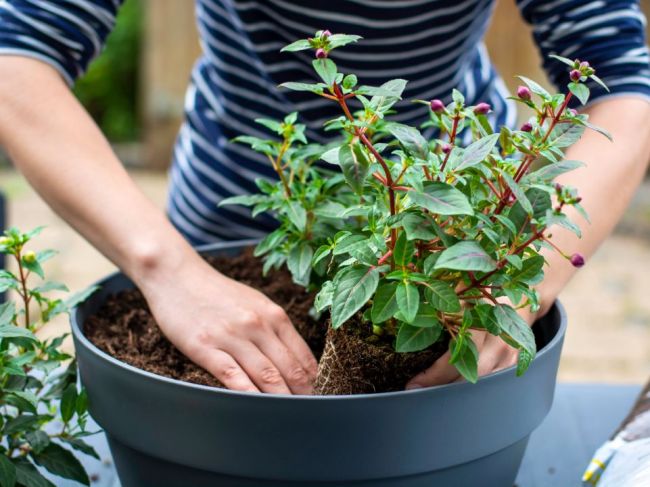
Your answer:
273;319;318;380
227;341;292;394
201;349;260;393
406;350;459;389
253;334;314;395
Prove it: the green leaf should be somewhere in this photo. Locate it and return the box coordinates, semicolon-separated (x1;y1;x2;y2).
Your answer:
410;303;443;328
255;229;286;257
393;232;414;267
387;124;429;160
494;305;536;356
511;255;545;285
278;82;325;94
3;415;46;435
549;123;585;148
60;437;99;460
368;79;408;113
331;266;379;328
314;281;334;312
218;194;265;207
13;459;54;487
280;39;312;52
526;160;585;182
584;121;613;142
400;213;438;241
49;286;99;318
337;144;370;194
6;391;38;414
454;133;499;171
312;58;337;87
370;282;398;323
0;301;16;326
396;323;440;352
422;280;461;312
517;75;551;99
32;443;89;485
0;324;37;342
568;82;589;105
508;188;551;230
517;349;534;376
60;384;78;424
408;182;473;216
22;259;44;279
0;455;15;487
588;73;609;92
327;34;362;49
32;281;69;294
450;335;479;383
287;244;313;285
25;431;50;455
396;281;419;324
434;241;497;272
285;202;307;232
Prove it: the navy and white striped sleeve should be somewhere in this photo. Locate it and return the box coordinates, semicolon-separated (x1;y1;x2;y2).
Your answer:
517;0;650;103
0;0;123;86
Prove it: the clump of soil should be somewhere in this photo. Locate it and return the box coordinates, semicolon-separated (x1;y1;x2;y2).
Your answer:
84;248;327;388
314;321;448;395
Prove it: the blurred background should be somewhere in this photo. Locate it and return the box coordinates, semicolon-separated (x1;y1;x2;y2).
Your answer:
1;0;649;383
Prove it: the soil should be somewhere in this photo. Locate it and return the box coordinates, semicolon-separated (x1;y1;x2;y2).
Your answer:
84;248;327;388
84;247;447;395
314;319;448;395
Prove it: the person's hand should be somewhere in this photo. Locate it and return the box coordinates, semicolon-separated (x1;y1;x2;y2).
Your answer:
405;307;536;389
138;255;318;394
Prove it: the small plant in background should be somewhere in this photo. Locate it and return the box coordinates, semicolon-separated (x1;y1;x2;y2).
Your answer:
224;31;610;388
0;228;98;486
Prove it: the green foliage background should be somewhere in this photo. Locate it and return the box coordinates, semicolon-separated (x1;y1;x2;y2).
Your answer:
73;0;142;142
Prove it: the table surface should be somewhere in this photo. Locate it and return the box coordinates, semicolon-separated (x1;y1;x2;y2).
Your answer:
57;383;642;487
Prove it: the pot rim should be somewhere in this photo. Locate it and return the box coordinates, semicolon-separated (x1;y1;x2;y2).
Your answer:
70;239;567;401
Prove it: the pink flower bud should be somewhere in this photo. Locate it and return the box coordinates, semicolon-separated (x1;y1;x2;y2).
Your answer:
554;183;563;193
517;86;532;101
507;194;517;204
575;196;583;203
474;102;491;115
570;253;585;268
568;108;578;116
430;99;445;113
442;144;452;154
570;69;582;82
321;30;332;38
579;61;590;69
315;48;327;59
520;122;533;132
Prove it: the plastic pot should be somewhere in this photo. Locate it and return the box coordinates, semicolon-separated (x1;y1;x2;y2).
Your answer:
70;240;567;487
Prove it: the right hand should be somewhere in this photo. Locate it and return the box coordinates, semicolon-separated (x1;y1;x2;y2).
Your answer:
138;254;318;395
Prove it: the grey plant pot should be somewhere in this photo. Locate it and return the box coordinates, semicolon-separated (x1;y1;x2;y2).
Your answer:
70;240;567;487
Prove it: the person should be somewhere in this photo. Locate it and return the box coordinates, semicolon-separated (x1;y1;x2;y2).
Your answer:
0;0;649;394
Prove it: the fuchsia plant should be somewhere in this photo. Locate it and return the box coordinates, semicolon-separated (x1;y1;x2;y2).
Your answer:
222;31;610;382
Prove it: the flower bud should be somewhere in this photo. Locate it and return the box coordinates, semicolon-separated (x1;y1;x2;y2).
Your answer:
570;69;582;82
579;61;590;70
315;48;327;59
372;324;384;336
442;143;452;154
507;194;517;204
517;86;532;100
568;108;578;116
430;99;445;113
473;102;491;115
520;122;533;132
22;251;36;264
554;183;563;193
574;196;583;204
321;30;332;38
570;253;585;268
0;236;9;246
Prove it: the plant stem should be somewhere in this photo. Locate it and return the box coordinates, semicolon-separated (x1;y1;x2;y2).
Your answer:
14;250;30;328
439;115;460;175
332;82;398;253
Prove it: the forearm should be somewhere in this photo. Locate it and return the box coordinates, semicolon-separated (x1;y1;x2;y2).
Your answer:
534;96;650;318
0;56;200;284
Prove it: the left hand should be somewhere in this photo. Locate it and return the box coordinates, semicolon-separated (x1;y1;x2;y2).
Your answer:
405;307;536;389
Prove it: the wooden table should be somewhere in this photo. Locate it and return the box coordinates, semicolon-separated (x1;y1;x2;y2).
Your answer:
63;383;641;487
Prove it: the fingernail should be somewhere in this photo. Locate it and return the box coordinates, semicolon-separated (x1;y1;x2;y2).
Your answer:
406;383;423;390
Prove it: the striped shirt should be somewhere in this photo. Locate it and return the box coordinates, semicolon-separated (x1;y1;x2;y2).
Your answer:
1;0;649;244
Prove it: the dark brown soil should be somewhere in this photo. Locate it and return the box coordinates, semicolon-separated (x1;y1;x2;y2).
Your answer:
84;248;327;388
314;320;448;395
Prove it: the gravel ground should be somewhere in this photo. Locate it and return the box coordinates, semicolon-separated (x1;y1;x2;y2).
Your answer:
1;168;649;384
